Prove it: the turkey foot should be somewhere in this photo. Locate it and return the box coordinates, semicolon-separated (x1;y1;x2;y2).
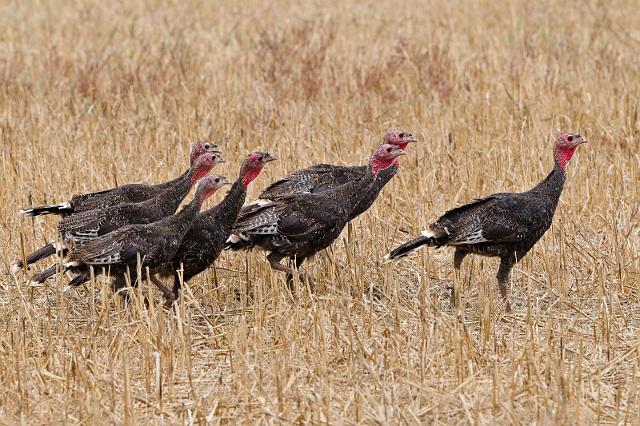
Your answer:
284;255;313;290
285;271;314;290
150;274;176;305
497;256;515;313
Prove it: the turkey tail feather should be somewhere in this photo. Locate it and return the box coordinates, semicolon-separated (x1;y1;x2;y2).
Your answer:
13;242;65;271
384;235;435;262
67;274;89;288
29;264;59;284
20;202;72;217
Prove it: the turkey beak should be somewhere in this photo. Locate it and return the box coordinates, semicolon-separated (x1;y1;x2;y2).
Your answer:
212;145;223;153
265;154;277;162
221;177;231;186
405;134;417;143
577;137;588;145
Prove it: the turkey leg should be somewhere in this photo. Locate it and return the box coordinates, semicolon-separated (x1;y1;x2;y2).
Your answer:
496;255;515;312
285;256;311;288
267;252;296;275
448;249;468;308
268;252;310;284
149;274;176;302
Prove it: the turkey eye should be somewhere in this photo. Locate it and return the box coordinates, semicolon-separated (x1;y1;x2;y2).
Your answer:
567;135;574;142
387;148;392;152
215;178;220;183
258;156;263;161
399;133;405;138
204;143;211;149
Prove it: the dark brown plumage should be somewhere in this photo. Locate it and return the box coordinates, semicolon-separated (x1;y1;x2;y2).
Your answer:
385;133;587;311
256;129;416;220
19;141;220;217
30;174;229;293
154;152;276;299
18;153;222;278
226;144;405;280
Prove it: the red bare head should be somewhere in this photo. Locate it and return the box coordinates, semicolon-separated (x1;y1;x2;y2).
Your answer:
195;173;231;202
383;129;417;151
370;144;405;178
191;153;225;185
554;133;587;170
190;141;222;164
240;151;277;188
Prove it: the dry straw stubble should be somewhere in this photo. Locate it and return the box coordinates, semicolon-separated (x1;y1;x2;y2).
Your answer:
0;0;639;423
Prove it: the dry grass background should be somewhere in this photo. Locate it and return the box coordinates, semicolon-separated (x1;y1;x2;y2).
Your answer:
1;0;639;423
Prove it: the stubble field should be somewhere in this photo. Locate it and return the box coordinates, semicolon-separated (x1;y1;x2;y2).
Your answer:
1;0;639;423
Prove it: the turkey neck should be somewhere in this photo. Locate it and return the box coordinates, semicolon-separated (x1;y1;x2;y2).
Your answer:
197;179;247;232
326;164;379;218
148;168;200;214
159;194;204;237
528;162;566;207
371;162;398;190
152;166;193;193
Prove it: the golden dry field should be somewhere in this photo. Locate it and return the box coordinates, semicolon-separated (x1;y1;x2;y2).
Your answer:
1;0;639;423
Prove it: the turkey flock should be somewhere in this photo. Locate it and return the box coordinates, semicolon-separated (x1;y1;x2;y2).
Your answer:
13;131;587;311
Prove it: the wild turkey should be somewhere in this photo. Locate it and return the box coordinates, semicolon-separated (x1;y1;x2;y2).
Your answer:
225;144;405;280
14;152;223;275
152;152;276;299
384;133;587;311
31;174;230;295
19;140;220;217
254;129;416;220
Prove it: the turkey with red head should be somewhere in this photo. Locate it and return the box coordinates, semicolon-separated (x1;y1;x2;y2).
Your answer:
31;174;230;294
18;152;223;279
152;152;276;300
226;144;405;280
253;129;416;220
384;133;587;311
19;140;221;217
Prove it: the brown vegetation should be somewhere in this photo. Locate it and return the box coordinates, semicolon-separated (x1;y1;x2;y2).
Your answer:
1;0;639;423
